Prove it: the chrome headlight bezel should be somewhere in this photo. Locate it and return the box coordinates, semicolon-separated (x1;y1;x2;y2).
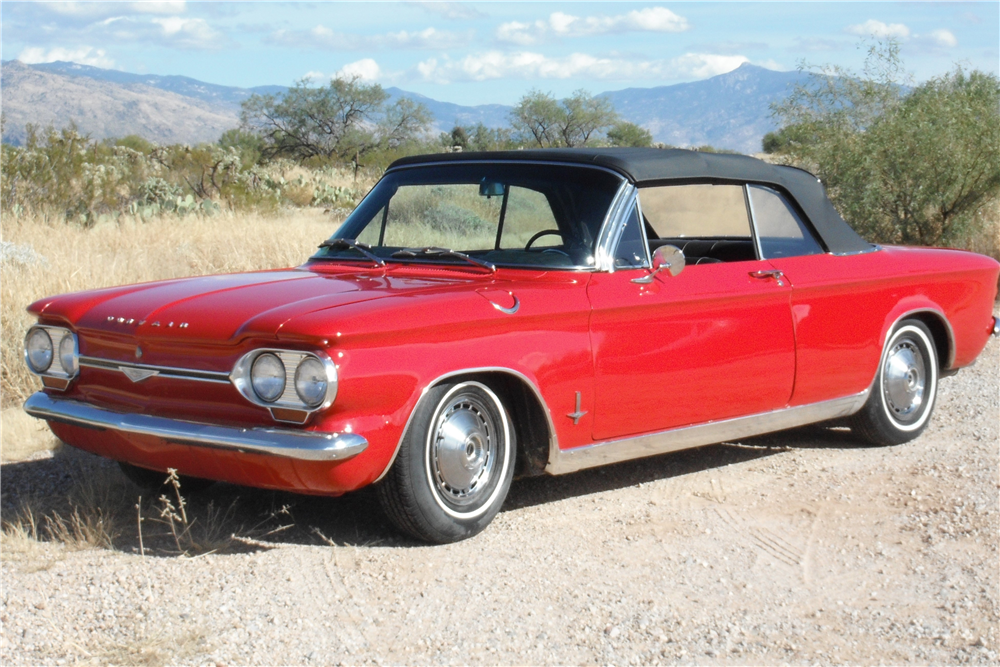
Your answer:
231;349;338;423
24;325;79;387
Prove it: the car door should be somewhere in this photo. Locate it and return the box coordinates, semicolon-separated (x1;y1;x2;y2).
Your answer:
587;184;796;441
746;184;887;406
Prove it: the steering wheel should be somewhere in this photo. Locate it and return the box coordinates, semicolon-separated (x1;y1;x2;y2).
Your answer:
524;229;565;251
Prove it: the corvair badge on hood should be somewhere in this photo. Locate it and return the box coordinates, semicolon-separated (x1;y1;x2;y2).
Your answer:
105;316;189;329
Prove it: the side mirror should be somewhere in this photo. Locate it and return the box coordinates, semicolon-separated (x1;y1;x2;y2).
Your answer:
632;245;685;284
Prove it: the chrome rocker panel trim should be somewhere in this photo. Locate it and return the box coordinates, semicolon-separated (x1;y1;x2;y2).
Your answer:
545;389;870;475
24;392;368;462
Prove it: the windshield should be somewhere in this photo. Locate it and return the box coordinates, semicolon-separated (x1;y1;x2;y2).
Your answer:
314;162;625;270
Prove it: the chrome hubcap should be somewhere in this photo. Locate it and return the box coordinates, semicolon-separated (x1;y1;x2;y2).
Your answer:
431;394;497;507
883;340;926;419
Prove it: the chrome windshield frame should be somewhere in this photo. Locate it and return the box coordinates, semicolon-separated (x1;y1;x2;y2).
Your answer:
321;160;631;273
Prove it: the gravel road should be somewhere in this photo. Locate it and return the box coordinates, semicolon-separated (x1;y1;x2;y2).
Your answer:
2;338;997;666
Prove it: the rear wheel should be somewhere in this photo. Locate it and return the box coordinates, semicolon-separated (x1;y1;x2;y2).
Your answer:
118;462;215;494
850;319;938;446
377;381;516;543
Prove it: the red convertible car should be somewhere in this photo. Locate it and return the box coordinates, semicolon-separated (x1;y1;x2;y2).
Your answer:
23;148;999;543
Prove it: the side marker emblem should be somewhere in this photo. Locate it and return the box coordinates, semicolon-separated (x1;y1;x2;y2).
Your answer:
567;391;587;425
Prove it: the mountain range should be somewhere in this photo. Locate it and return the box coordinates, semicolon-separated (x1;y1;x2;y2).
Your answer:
1;60;810;153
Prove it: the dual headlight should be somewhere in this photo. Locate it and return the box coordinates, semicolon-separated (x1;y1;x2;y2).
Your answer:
24;326;79;379
232;349;338;421
250;352;330;407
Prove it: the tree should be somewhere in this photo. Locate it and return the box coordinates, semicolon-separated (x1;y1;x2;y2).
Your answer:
560;90;618;147
510;89;619;148
607;121;653;147
446;125;468;150
770;40;1000;247
510;90;564;147
240;76;432;169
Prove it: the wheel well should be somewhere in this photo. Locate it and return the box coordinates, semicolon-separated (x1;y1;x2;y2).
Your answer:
437;372;552;478
904;312;953;371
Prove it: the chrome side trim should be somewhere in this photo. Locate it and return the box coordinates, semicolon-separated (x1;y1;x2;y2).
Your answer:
544;389;869;475
24;392;367;462
992;315;999;338
80;356;231;384
491;296;520;315
373;366;559;484
829;244;882;256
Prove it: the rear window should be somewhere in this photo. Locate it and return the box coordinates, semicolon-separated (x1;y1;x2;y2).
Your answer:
748;185;824;258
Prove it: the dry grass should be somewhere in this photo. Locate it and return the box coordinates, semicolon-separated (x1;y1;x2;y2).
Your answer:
1;450;291;557
1;207;339;409
1;405;56;460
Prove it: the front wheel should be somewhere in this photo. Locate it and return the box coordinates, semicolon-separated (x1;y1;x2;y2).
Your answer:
377;381;516;543
850;319;939;446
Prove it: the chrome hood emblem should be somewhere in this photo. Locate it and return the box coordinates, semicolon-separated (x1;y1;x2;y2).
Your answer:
120;366;159;383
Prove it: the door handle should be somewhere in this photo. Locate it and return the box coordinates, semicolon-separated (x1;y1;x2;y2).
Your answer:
749;269;787;287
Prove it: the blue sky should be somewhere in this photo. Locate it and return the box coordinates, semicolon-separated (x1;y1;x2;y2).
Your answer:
2;2;997;105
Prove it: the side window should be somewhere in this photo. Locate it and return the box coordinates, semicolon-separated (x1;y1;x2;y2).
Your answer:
637;184;757;264
613;202;648;268
748;185;824;259
639;184;751;238
500;186;559;249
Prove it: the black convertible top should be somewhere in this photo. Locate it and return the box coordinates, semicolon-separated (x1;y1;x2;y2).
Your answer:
389;147;872;254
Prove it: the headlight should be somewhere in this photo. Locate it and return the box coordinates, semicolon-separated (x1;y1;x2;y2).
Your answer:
59;333;78;375
294;357;328;407
251;353;286;402
25;328;53;373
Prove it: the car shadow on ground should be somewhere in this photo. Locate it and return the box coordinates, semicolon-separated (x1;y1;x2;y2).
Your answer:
0;424;877;552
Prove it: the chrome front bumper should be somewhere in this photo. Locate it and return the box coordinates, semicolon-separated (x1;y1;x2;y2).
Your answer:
23;392;368;462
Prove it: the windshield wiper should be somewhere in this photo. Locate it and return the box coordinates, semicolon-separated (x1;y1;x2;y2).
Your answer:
391;247;496;273
318;238;386;267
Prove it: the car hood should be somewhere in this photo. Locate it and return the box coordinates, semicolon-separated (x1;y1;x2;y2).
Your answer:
31;266;485;343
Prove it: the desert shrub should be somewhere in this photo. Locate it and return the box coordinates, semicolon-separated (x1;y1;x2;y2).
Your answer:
0;125;359;222
607;121;654;148
770;41;1000;249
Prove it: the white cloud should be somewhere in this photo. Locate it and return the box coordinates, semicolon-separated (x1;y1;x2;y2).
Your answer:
846;20;911;39
268;25;472;50
17;46;116;68
414;2;486;20
39;1;184;19
337;58;381;81
496;7;689;45
415;51;746;84
671;53;750;79
129;2;186;14
927;29;958;48
151;16;223;49
302;60;384;84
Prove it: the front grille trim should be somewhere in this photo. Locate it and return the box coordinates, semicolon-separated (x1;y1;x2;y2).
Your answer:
79;356;231;384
